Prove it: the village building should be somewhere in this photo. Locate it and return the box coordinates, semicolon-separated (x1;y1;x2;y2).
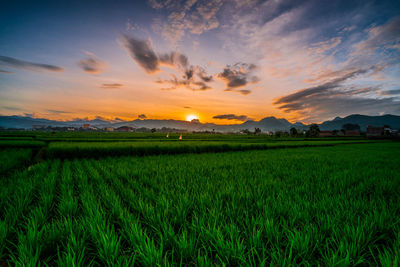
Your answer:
345;130;361;136
319;130;333;137
366;125;384;136
116;126;134;132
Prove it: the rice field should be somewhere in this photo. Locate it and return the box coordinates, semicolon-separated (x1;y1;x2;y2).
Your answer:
0;133;399;266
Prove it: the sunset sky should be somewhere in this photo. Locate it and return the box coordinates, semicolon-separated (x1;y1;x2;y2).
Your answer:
1;0;399;123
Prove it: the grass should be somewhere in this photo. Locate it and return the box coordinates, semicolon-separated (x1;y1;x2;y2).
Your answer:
46;140;372;159
0;149;32;176
0;140;46;148
0;142;399;265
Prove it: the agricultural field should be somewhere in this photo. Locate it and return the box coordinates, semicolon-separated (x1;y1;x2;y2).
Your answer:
0;133;399;266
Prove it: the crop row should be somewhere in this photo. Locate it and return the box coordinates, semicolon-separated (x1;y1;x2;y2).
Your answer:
0;149;32;176
1;143;399;265
46;140;372;159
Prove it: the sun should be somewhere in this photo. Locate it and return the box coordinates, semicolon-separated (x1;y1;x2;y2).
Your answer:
186;114;199;121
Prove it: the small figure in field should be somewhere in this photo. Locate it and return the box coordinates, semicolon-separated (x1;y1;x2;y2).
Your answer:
166;133;169;138
179;134;182;140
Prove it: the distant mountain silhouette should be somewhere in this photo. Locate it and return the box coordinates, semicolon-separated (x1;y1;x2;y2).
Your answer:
319;114;400;130
1;114;399;132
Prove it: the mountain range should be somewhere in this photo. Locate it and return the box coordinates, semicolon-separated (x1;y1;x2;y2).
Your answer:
1;114;399;132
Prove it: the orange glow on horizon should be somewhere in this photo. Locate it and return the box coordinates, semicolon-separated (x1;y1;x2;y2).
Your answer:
186;114;199;121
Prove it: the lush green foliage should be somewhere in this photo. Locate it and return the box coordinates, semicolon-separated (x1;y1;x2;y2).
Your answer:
0;143;399;266
46;140;371;159
0;149;32;176
0;130;366;142
0;140;46;148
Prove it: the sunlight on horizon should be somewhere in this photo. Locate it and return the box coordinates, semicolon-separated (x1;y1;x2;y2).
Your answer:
186;114;199;122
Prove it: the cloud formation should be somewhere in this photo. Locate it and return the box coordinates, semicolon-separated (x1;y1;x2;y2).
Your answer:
217;63;259;94
380;89;400;96
213;114;249;121
0;69;13;74
138;114;147;119
101;83;124;89
47;109;71;114
121;35;160;73
0;56;64;72
121;35;214;91
354;16;400;55
150;0;223;44
77;55;107;74
156;74;211;91
274;67;400;121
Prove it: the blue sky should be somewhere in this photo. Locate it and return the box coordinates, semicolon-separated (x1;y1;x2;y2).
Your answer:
0;0;399;123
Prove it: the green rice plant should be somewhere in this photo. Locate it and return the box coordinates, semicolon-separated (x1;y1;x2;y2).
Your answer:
0;142;399;265
0;140;46;148
58;161;78;217
46;140;372;159
0;149;32;176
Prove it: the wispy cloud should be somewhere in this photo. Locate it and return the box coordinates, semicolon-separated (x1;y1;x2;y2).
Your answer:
213;114;249;121
138;114;147;119
217;63;259;94
121;34;214;91
2;106;22;111
274;67;400;121
156;74;211;91
0;56;64;72
101;83;124;89
77;54;108;74
354;16;400;55
380;89;400;96
47;109;72;114
121;35;160;73
0;69;13;74
150;0;223;44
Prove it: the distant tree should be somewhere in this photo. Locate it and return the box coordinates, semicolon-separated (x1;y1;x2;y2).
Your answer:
290;127;298;137
341;123;360;131
332;129;339;136
151;128;156;133
383;125;392;136
275;131;282;138
309;124;320;137
241;129;251;134
254;128;261;135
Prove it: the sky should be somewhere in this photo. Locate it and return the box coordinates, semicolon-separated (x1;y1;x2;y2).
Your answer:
0;0;399;123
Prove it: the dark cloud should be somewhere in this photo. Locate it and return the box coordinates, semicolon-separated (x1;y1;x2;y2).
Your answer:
101;83;124;89
156;74;211;91
121;35;214;91
197;67;213;82
138;114;147;119
213;114;249;121
159;52;188;69
184;106;191;109
0;69;13;74
77;56;107;74
274;67;400;121
0;56;64;72
275;68;370;105
2;106;22;111
224;88;252;95
47;109;71;114
217;63;258;94
380;89;400;95
121;35;159;73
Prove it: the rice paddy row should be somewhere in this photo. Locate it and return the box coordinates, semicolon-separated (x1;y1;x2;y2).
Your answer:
1;143;399;266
